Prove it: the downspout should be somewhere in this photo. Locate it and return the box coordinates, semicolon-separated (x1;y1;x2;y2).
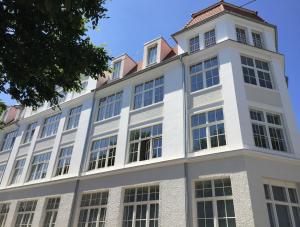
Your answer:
180;54;190;227
68;89;97;227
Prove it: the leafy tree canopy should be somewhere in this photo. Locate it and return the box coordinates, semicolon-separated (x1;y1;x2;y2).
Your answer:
0;0;111;108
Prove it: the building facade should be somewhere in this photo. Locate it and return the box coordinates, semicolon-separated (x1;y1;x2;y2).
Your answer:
0;1;300;227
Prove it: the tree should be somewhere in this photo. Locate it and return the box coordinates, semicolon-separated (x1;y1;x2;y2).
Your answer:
0;0;111;108
0;100;6;128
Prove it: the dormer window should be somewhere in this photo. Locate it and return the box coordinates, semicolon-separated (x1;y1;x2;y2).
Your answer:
112;61;122;80
147;45;157;65
204;29;216;48
189;35;199;53
252;32;264;49
236;27;247;44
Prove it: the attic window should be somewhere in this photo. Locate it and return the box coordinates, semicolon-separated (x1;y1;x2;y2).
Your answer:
189;35;200;53
147;45;157;65
112;61;122;80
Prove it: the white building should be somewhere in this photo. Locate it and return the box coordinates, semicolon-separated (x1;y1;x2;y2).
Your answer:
0;1;299;227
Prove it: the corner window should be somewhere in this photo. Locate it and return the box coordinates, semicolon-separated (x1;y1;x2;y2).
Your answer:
191;108;226;151
66;106;82;130
56;146;73;176
133;77;164;110
23;122;37;144
147;46;157;65
241;56;273;89
10;158;26;185
1;130;18;152
128;124;162;163
190;57;219;92
41;113;61;138
250;109;287;152
97;92;123;121
204;29;216;48
236;27;247;44
28;152;51;181
112;61;122;80
190;35;200;53
252;32;264;49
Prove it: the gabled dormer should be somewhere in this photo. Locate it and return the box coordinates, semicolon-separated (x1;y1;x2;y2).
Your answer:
142;37;172;69
110;54;137;81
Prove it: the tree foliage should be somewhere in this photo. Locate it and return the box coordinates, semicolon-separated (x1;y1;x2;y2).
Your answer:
0;0;111;108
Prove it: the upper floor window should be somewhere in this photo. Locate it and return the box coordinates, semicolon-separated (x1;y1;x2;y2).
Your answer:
15;200;37;227
252;32;264;49
1;130;17;151
190;35;200;53
112;61;122;80
28;152;51;181
56;146;73;176
191;108;226;151
0;164;6;184
10;158;26;185
236;27;247;44
97;91;123;121
88;135;117;171
264;182;300;227
133;77;164;110
204;29;216;48
241;56;273;89
128;124;162;163
66;106;82;130
78;191;108;227
147;46;157;65
23;122;37;144
43;197;60;227
250;110;287;152
123;185;159;227
194;178;236;227
41;113;61;138
190;57;219;92
0;203;9;227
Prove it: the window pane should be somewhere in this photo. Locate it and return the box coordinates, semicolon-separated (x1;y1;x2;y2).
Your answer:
275;204;292;227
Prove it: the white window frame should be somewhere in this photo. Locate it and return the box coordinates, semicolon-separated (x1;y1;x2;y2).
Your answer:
122;185;160;227
112;61;122;80
0;203;9;227
77;191;109;227
189;35;200;53
0;164;6;184
66;105;82;130
43;197;60;227
15;200;37;227
263;179;300;227
250;109;288;153
235;26;248;44
147;45;158;66
55;146;73;176
1;130;18;152
40;113;61;138
28;152;51;181
23;122;37;144
10;158;26;185
204;29;216;48
252;30;264;49
193;178;236;227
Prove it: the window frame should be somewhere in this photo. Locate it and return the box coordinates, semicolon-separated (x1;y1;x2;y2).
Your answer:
43;197;60;227
1;130;18;152
235;26;248;44
28;152;51;181
252;31;264;49
112;61;122;80
15;200;37;227
189;35;200;53
0;163;6;185
66;105;82;130
147;45;158;66
10;158;26;185
204;29;216;48
40;113;61;139
23;122;37;144
0;203;9;227
55;146;73;176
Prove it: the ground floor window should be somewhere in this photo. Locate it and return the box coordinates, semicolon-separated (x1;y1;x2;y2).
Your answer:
122;185;159;227
264;180;300;227
43;197;60;227
0;203;9;227
15;200;37;227
78;191;108;227
194;178;236;227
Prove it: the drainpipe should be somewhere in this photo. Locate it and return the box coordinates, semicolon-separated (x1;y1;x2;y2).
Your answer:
180;54;190;227
68;89;97;227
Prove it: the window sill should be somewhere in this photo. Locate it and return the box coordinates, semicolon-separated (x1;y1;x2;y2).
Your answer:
253;147;295;158
244;83;279;93
62;127;77;135
190;84;222;96
130;101;164;115
0;149;12;155
36;134;57;143
18;142;31;148
94;115;121;126
125;157;163;167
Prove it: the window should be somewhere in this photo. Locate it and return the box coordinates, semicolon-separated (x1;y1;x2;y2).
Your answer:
0;164;6;184
128;124;162;163
123;185;159;227
236;27;247;44
204;29;216;48
23;122;37;144
41;114;61;138
78;191;108;227
191;108;226;151
56;147;73;176
194;178;236;227
264;182;300;227
147;46;157;65
10;158;26;184
88;136;117;171
252;32;264;49
241;56;273;89
66;106;82;130
15;200;37;227
250;110;287;152
97;92;123;121
28;152;51;181
1;130;17;151
190;57;219;92
112;61;122;80
0;203;9;227
133;77;164;110
190;35;200;53
43;198;60;227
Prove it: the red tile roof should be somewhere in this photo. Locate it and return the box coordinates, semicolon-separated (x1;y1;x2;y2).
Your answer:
185;1;266;28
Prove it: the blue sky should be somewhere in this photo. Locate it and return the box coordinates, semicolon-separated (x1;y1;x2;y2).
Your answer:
1;0;300;129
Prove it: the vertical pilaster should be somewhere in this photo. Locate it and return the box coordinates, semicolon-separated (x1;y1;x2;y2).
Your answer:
106;187;122;227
